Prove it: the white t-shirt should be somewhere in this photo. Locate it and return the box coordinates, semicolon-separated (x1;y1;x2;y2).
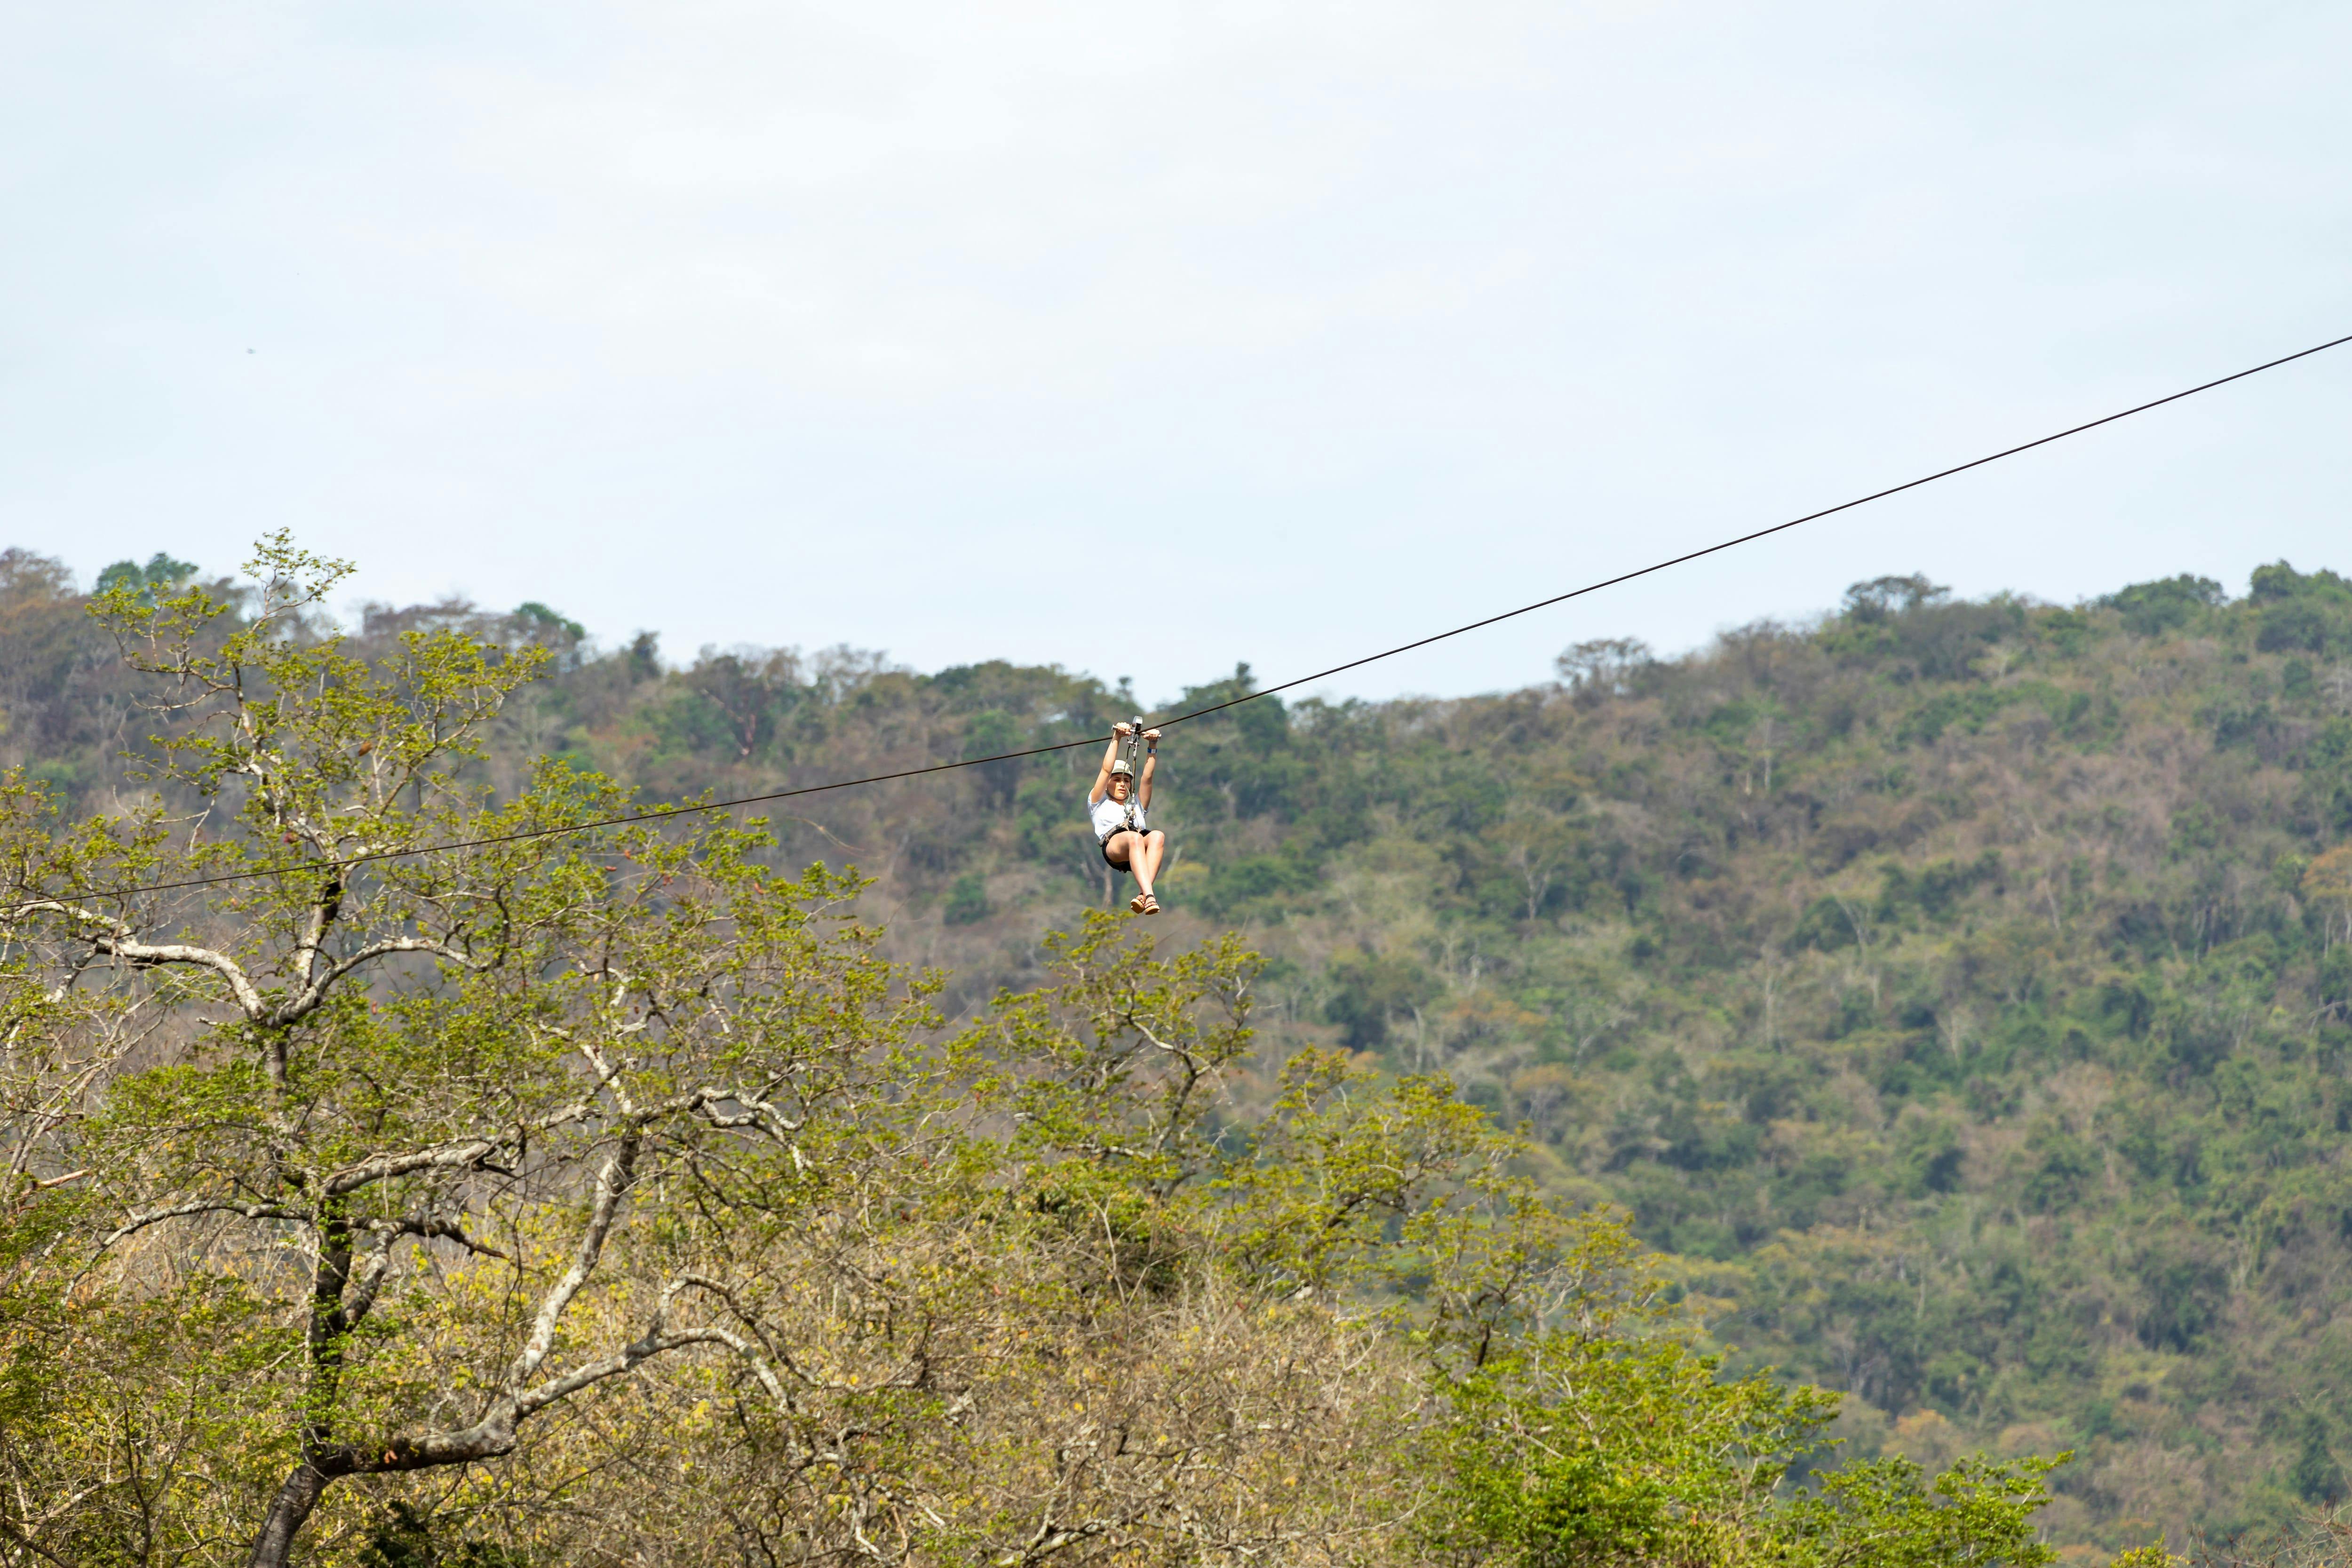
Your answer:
1089;792;1146;842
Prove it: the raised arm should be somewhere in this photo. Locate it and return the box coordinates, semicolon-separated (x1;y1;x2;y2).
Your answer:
1089;723;1131;805
1137;729;1160;809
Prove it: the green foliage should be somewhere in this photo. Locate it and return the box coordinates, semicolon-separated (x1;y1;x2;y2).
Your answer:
2105;574;2224;637
1325;950;1440;1047
1216;1049;1496;1291
16;541;2352;1556
961;913;1259;1203
1774;1454;2064;1567
2289;1412;2347;1505
1418;1205;2062;1566
512;600;583;641
2250;561;2352;655
1429;1328;1841;1564
943;870;991;923
361;1503;532;1568
94;549;198;605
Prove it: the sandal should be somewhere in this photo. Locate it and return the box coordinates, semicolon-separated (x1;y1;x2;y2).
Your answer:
1141;894;1161;915
1129;893;1149;914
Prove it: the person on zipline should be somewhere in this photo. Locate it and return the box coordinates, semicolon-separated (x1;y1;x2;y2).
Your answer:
1089;722;1166;914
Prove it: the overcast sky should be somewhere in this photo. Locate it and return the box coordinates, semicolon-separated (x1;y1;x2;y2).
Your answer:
5;2;2348;705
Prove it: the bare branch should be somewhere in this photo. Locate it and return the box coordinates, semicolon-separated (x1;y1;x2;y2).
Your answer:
100;1197;301;1251
320;1137;507;1198
361;1212;512;1261
14;904;269;1018
272;934;482;1026
508;1135;640;1389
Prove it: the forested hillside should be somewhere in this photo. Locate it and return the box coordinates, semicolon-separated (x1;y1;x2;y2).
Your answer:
8;542;2352;1560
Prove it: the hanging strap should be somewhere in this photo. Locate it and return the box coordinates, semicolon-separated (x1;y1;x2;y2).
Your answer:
1120;715;1145;832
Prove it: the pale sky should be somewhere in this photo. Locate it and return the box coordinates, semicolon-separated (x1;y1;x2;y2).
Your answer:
5;2;2348;704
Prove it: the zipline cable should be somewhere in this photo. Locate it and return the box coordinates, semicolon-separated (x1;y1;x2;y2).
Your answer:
1157;328;2352;727
12;328;2352;912
12;734;1115;907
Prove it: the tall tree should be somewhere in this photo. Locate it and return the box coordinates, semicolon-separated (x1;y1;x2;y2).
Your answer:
3;537;936;1565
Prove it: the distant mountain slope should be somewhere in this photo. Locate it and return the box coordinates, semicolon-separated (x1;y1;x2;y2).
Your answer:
9;547;2352;1554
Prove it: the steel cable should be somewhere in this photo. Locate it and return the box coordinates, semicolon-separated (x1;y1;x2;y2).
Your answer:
12;328;2349;911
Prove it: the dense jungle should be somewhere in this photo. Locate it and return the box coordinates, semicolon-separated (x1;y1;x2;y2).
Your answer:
6;539;2352;1566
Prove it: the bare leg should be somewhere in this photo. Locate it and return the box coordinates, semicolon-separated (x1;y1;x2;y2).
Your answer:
1091;836;1119;907
1141;831;1167;891
1123;831;1155;898
1115;832;1162;893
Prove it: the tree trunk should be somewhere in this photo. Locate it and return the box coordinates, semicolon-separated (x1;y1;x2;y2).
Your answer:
248;1462;332;1568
